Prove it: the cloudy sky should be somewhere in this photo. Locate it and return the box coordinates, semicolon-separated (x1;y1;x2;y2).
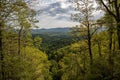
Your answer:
28;0;103;29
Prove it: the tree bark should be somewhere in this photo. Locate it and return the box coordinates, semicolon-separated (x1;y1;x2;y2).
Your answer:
108;22;113;59
87;24;93;65
117;22;120;49
18;26;23;55
0;24;5;80
98;41;102;57
88;38;93;65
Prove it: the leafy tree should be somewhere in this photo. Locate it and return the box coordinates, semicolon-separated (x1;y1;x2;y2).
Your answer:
33;36;42;49
72;0;98;65
21;46;52;80
96;0;120;49
0;0;38;79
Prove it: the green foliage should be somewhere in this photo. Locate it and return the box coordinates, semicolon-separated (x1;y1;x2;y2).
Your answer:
0;30;52;80
1;0;120;80
21;46;52;80
0;0;52;80
33;36;42;49
2;46;52;80
32;28;79;58
52;30;120;80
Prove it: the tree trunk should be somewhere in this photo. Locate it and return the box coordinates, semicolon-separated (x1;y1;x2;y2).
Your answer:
88;38;93;65
108;27;114;79
0;24;5;80
117;22;120;49
98;41;102;57
109;25;113;55
88;24;93;65
18;26;23;55
113;33;116;53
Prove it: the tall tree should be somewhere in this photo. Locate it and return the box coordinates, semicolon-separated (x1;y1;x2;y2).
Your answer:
96;0;120;49
0;0;37;79
0;0;12;79
72;0;96;65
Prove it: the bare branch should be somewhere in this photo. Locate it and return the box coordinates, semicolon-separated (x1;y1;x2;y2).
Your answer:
100;0;117;20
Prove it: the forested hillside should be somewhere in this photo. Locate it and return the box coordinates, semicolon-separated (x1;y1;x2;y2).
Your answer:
0;0;120;80
31;28;81;56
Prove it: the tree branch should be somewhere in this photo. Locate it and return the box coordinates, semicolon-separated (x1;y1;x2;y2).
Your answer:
100;0;117;20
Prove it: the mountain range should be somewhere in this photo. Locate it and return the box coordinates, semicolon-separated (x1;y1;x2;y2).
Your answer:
31;27;70;36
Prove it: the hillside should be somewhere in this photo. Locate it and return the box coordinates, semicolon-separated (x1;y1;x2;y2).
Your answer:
31;28;70;36
31;28;79;54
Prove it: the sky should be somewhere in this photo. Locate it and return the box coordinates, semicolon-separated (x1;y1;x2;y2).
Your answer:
28;0;103;29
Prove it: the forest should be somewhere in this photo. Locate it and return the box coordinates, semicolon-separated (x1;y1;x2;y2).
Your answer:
0;0;120;80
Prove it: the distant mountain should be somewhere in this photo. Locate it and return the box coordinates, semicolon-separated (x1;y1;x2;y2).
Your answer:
31;27;77;53
31;27;106;35
31;27;70;36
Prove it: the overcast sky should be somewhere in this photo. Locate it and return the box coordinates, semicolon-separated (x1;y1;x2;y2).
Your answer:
28;0;103;29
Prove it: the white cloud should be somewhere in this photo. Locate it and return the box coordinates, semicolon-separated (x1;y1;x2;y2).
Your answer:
36;14;79;29
28;0;71;10
61;2;71;9
28;0;103;28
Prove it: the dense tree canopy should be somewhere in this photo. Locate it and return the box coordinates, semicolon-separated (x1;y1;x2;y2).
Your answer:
0;0;120;80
